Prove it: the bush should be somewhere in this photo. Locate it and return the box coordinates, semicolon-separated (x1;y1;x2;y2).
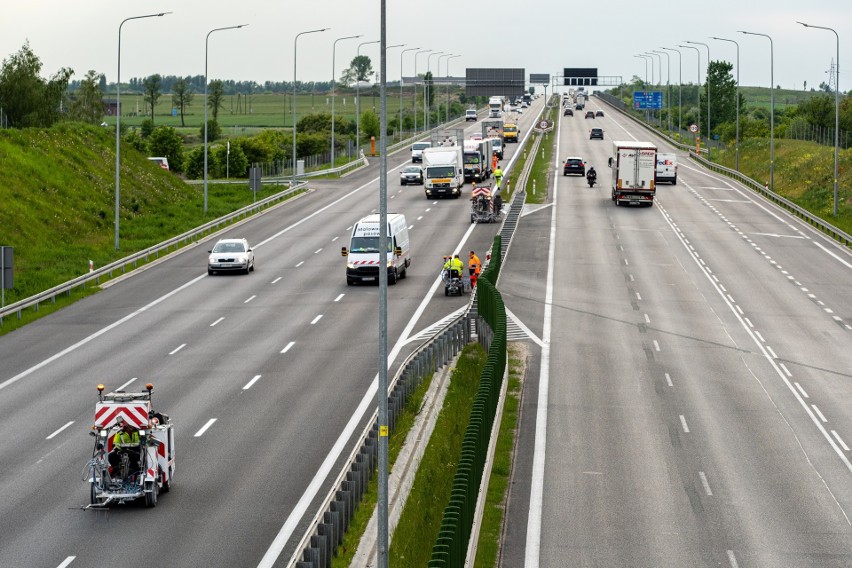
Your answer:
200;119;222;142
148;125;185;173
140;118;154;138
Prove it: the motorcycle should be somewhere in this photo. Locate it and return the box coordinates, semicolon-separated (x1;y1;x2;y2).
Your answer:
586;171;597;188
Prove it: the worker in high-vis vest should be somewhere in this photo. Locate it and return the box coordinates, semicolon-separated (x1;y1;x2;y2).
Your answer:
468;251;482;288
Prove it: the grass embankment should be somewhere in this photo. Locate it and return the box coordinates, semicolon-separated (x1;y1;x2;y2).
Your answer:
0;123;290;333
505;97;559;205
711;138;852;235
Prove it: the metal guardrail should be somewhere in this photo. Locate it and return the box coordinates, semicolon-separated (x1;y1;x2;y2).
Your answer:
0;182;307;323
688;151;852;248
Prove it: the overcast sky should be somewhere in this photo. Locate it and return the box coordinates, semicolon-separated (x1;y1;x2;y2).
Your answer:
1;1;849;92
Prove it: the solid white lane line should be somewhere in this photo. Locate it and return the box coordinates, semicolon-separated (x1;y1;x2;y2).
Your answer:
766;346;778;359
46;421;74;440
272;277;282;284
194;418;217;437
244;295;256;304
117;377;137;391
813;240;852;270
296;261;305;267
754;331;765;343
744;318;754;328
812;405;828;423
735;305;744;315
334;294;345;302
794;382;808;398
832;431;850;451
699;471;713;495
280;341;295;354
310;315;323;325
169;344;186;355
243;375;262;390
665;373;673;387
210;317;225;327
780;363;792;377
57;558;75;568
680;415;690;433
653;340;660;352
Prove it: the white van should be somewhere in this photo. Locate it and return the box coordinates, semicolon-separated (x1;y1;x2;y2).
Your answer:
411;141;431;163
655;153;678;185
341;213;410;285
148;156;170;170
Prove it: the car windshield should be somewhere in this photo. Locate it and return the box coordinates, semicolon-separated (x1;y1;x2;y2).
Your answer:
413;143;430;151
567;159;583;166
464;155;480;165
504;126;517;133
403;167;420;173
426;166;455;177
213;242;245;253
350;237;392;254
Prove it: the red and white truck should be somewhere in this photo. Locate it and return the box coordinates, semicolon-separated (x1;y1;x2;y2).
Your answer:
610;141;658;206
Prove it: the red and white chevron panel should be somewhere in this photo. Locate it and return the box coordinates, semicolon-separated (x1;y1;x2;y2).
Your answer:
95;402;150;428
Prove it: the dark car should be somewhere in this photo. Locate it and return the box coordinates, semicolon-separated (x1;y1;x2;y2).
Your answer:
400;165;424;185
584;111;595;119
589;127;604;140
563;157;586;176
563;108;573;117
595;110;604;117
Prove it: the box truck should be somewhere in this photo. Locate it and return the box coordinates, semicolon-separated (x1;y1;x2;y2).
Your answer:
422;146;464;199
610;141;657;206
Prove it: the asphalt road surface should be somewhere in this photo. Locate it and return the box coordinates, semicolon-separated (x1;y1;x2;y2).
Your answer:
498;97;852;567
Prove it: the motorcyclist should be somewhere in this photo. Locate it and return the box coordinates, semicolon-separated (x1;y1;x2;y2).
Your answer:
586;166;597;185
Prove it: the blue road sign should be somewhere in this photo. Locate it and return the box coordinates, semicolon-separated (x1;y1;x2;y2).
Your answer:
633;91;663;110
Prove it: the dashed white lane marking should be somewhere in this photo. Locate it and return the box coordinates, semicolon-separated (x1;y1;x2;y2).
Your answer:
653;340;660;352
699;471;713;496
644;314;650;324
754;331;765;343
766;346;778;359
244;295;256;304
812;405;828;423
332;236;339;242
295;261;304;268
46;421;74;440
744;318;754;328
117;377;136;391
210;317;225;327
727;550;740;568
272;277;282;284
636;292;642;300
310;315;323;325
833;431;850;451
280;341;295;354
169;344;186;355
425;207;432;212
194;418;217;437
314;248;322;254
57;558;75;568
408;225;414;230
665;373;673;387
243;375;261;390
334;294;345;302
680;415;690;433
794;382;808;398
780;363;792;377
417;216;423;221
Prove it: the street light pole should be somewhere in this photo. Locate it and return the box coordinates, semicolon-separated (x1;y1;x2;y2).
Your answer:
678;44;702;141
798;21;840;215
205;24;247;214
739;30;774;191
446;55;461;124
710;36;740;171
652;50;671;132
645;52;662;126
293;28;329;186
413;49;431;134
437;54;452;124
332;34;362;167
661;47;683;134
635;55;650;122
356;39;380;157
426;51;444;131
686;41;711;147
399;47;419;141
115;11;170;251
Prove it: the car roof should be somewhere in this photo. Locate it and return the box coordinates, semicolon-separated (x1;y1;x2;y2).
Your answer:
566;157;584;161
216;238;246;244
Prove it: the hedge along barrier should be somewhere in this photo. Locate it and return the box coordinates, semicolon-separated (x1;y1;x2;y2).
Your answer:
429;233;507;566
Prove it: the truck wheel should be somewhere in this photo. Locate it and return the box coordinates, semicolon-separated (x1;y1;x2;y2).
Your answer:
672;177;677;185
389;270;398;285
90;481;98;505
145;481;158;508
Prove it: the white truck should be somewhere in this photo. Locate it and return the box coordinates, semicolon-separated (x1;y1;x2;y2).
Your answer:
462;138;493;183
610;141;658;206
422;146;464;199
465;108;477;122
575;93;586;110
488;96;503;118
340;213;410;285
655;152;678;185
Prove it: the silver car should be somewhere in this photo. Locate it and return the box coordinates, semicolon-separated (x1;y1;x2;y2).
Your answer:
400;165;424;186
208;238;255;275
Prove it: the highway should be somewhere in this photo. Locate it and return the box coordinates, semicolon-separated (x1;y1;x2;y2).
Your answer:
0;100;542;567
498;96;852;567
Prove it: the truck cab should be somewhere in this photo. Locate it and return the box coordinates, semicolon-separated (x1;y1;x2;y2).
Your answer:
341;214;410;285
503;123;519;143
465;109;477;122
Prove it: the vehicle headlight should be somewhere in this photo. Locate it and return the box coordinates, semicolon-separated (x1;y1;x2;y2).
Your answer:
208;256;216;263
347;262;356;269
